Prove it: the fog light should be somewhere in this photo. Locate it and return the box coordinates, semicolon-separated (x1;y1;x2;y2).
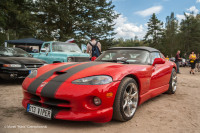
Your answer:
10;74;17;78
93;97;101;106
67;57;73;62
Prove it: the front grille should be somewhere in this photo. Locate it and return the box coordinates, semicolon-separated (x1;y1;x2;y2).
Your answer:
25;64;43;68
2;70;29;77
74;57;90;62
30;95;41;102
17;71;30;77
29;93;70;108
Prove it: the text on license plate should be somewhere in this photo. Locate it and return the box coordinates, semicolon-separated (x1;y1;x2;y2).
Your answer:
27;104;52;119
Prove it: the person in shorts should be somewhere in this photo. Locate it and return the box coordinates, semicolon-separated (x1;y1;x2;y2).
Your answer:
189;51;197;74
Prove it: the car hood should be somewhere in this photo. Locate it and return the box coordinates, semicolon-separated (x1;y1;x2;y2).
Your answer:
0;57;46;64
26;61;149;98
36;62;147;82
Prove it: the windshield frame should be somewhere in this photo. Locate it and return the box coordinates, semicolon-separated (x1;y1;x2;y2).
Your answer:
96;49;151;65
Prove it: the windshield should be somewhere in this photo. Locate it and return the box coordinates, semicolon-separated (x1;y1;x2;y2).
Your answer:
96;49;150;64
52;42;82;53
0;47;31;57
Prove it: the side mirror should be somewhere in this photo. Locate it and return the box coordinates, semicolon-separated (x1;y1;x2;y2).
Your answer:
41;48;46;52
152;58;165;66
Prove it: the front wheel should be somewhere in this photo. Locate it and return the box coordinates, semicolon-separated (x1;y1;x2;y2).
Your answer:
166;68;177;94
113;77;139;121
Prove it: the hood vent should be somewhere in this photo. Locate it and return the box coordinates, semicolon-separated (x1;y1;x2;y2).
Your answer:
54;71;67;75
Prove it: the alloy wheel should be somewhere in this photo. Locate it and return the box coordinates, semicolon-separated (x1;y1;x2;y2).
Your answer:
122;83;138;117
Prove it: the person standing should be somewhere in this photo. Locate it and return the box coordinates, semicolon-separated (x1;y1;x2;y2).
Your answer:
196;53;200;72
175;50;182;74
189;51;197;74
165;55;169;61
87;37;101;61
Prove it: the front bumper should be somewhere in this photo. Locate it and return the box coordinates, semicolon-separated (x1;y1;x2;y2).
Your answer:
0;68;36;79
22;81;121;123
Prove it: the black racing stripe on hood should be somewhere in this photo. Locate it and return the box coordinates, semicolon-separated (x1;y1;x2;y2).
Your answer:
40;62;108;98
27;63;78;94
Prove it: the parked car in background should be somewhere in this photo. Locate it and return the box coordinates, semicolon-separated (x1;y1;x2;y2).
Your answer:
186;59;191;67
179;58;188;67
169;57;175;62
0;47;46;80
30;41;90;64
22;47;177;123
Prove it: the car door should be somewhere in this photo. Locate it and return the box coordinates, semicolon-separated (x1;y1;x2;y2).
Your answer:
149;52;170;90
39;42;51;63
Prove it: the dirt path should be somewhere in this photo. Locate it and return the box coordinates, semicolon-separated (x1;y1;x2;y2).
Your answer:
0;67;200;133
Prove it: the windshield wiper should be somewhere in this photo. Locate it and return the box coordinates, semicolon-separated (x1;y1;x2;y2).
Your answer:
113;59;129;64
100;59;129;64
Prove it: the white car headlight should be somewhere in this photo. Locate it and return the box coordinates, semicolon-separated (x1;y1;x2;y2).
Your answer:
3;64;22;68
28;70;37;78
67;57;74;62
72;75;113;85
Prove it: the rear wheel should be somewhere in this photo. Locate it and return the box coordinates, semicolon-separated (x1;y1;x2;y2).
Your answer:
113;77;139;121
166;68;177;94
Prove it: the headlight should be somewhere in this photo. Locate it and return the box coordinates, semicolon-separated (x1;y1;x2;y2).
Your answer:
28;70;37;78
3;64;21;68
67;57;74;62
72;75;113;85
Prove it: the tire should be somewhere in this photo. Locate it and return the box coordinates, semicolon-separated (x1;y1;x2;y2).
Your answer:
166;68;177;94
113;77;139;121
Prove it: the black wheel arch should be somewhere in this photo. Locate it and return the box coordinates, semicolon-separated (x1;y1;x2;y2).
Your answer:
112;76;139;121
118;74;140;103
123;74;140;91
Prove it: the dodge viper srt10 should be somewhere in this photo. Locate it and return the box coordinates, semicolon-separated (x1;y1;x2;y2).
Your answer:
22;47;177;123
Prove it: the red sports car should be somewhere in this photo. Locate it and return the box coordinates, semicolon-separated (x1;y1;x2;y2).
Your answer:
22;47;177;123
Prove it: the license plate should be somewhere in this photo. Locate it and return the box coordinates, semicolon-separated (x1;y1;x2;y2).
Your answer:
27;104;52;119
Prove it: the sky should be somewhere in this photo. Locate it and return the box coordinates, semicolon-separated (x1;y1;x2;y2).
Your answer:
112;0;200;39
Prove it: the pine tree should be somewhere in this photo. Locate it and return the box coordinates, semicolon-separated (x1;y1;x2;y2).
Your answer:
33;0;118;44
164;12;178;57
0;0;35;41
144;13;163;48
179;13;200;55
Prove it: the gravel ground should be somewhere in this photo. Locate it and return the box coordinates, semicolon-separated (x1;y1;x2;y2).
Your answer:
0;67;200;133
